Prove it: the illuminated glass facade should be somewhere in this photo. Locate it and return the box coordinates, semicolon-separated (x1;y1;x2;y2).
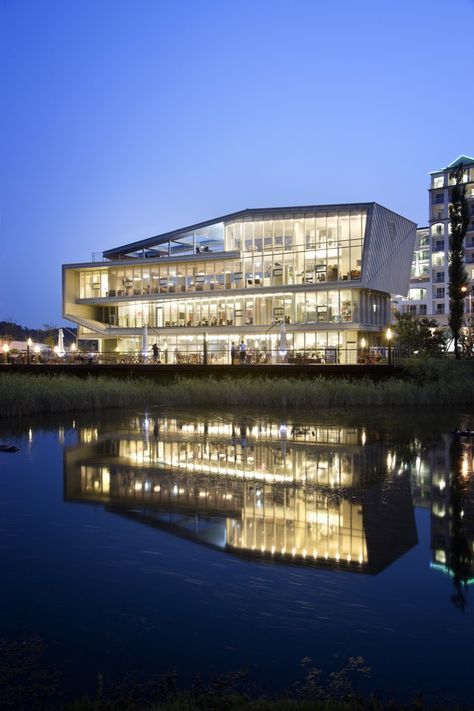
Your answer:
63;203;416;361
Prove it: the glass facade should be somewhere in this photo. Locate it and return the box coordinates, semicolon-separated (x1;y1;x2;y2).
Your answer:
64;204;410;359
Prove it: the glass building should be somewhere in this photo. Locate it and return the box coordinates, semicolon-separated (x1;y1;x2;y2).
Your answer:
63;203;416;363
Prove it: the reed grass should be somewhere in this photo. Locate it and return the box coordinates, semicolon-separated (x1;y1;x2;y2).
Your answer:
1;360;474;418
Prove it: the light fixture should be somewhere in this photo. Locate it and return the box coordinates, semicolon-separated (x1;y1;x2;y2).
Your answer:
2;343;9;364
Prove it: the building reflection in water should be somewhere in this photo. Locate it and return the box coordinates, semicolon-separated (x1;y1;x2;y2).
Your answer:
64;415;418;574
422;433;474;607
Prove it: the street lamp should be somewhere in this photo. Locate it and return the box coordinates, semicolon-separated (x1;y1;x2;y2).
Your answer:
461;285;472;322
386;328;393;366
2;343;10;365
27;337;33;365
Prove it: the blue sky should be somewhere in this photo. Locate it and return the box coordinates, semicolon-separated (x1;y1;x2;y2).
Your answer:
1;0;473;327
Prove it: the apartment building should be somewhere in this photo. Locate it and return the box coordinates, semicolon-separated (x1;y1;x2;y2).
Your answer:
62;203;416;363
400;155;474;324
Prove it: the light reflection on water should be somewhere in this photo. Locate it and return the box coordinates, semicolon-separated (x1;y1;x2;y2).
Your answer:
65;414;418;575
1;408;474;704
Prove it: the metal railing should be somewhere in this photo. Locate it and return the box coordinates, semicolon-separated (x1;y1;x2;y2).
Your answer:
1;347;403;367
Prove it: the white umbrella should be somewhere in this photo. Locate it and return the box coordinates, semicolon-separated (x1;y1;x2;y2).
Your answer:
57;328;65;357
278;319;287;358
142;324;149;357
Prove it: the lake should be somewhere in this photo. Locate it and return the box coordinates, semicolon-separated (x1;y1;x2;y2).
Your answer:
0;406;473;706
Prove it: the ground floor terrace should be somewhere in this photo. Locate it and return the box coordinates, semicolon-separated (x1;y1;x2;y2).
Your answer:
76;326;393;366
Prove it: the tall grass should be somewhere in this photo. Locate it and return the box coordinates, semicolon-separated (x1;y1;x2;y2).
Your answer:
2;362;474;418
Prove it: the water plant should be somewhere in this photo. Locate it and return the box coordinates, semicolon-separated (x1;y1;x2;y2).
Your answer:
2;359;474;418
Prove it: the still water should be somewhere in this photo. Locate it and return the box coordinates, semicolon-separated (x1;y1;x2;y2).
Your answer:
0;407;473;705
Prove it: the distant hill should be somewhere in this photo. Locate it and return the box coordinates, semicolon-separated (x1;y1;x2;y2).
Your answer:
0;320;77;347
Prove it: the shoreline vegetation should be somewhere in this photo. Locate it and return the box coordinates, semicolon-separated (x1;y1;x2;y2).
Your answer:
1;360;474;417
1;643;470;711
55;695;474;711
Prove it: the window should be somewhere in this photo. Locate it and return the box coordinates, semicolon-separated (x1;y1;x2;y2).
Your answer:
435;240;444;251
419;304;427;315
408;305;417;315
436;303;445;314
436;287;445;299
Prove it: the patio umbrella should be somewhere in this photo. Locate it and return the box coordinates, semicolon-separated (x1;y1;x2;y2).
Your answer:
57;328;65;357
278;319;287;359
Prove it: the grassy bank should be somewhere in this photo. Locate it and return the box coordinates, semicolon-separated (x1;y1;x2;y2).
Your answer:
1;360;474;417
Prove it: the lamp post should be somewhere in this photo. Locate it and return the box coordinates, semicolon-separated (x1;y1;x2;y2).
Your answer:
461;285;468;320
386;328;393;366
26;337;32;365
2;343;10;365
462;285;472;323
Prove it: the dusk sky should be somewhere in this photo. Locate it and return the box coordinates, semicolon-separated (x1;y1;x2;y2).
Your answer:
1;0;473;328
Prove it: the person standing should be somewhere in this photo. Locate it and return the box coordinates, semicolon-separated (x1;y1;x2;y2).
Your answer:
239;340;247;365
231;341;237;365
152;343;160;362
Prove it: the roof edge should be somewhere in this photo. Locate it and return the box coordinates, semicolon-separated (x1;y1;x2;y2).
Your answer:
103;202;386;257
429;154;474;174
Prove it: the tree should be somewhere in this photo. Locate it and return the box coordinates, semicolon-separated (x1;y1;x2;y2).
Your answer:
448;164;470;359
42;323;57;349
448;436;472;611
394;311;446;357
